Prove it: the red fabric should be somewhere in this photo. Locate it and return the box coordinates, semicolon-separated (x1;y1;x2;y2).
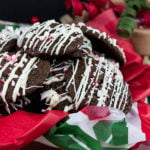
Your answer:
86;9;150;102
0;110;68;150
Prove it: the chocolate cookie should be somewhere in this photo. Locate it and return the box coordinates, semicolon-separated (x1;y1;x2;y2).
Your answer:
40;58;74;112
19;58;75;113
77;22;126;66
0;51;50;114
0;96;31;115
64;56;131;113
28;56;131;114
17;20;84;57
0;26;17;52
69;36;93;58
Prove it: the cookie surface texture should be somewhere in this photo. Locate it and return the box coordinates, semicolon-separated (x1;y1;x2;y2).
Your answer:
17;20;84;57
77;22;126;66
0;51;50;113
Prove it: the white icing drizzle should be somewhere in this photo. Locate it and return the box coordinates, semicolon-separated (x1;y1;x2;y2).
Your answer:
0;51;21;78
43;73;64;85
17;20;83;55
0;26;17;52
97;60;115;106
78;36;94;57
40;55;129;113
1;53;27;104
12;57;39;102
86;57;103;104
40;59;74;111
66;59;79;90
43;59;73;87
41;89;72;112
64;104;74;112
9;96;31;112
65;56;129;112
73;57;92;108
0;52;41;113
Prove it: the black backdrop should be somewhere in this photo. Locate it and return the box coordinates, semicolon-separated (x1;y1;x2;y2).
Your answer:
0;0;66;23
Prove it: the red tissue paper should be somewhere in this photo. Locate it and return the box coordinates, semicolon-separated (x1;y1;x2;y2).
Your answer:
0;110;68;150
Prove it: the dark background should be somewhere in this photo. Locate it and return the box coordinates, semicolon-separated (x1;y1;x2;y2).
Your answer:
0;0;67;23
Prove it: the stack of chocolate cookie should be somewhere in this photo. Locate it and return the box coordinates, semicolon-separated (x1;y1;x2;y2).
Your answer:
0;20;132;115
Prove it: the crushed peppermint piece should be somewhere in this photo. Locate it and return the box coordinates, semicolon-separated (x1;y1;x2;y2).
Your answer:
0;80;5;84
6;55;18;63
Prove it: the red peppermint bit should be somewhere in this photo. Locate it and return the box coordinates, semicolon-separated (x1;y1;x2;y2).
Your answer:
57;76;61;80
90;74;95;78
112;76;115;80
112;61;116;65
6;55;18;63
50;68;55;72
30;16;40;24
0;64;2;68
73;106;77;110
99;84;103;88
63;70;68;73
85;103;89;106
0;92;2;96
46;37;54;42
58;95;62;100
90;52;94;55
91;82;96;86
95;55;99;58
16;45;19;49
0;80;5;84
